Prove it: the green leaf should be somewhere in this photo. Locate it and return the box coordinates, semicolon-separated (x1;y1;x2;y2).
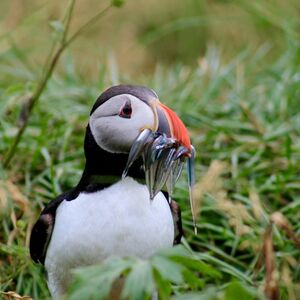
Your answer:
171;287;219;300
158;244;191;258
68;257;133;300
151;255;183;284
224;281;261;300
182;269;204;290
152;268;172;300
122;260;154;300
172;256;222;279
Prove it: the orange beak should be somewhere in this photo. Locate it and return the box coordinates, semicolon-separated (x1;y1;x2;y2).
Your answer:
157;102;192;152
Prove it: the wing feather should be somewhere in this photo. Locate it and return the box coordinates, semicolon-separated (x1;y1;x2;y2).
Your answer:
29;190;78;264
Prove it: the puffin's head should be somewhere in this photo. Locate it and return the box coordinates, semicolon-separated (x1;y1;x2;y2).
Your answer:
89;84;191;154
88;85;196;230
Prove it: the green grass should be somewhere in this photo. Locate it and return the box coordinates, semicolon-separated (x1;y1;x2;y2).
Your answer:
1;1;300;299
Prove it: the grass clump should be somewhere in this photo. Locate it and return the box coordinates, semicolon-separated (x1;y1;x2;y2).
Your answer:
1;43;300;299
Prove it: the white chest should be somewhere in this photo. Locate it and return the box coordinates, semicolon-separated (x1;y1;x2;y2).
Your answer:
45;177;174;297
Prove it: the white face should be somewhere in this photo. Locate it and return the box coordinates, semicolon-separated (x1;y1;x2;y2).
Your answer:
89;94;156;153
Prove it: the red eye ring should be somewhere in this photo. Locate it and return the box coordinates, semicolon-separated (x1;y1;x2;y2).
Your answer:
119;100;132;119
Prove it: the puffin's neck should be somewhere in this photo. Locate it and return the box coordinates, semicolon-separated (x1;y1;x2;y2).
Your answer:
75;125;144;194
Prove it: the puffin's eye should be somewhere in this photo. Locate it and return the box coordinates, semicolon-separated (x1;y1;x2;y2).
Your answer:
119;100;132;119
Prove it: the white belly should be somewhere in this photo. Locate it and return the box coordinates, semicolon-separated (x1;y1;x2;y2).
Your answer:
45;177;174;298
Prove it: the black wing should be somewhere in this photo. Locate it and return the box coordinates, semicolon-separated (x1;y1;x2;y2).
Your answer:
29;189;78;265
170;200;183;245
161;191;183;245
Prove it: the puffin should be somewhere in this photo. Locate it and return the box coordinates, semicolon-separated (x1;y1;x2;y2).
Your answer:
29;85;195;299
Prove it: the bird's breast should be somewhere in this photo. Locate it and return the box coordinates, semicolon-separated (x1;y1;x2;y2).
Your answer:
45;177;174;276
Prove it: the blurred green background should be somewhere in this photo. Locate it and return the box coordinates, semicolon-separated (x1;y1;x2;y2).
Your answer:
1;1;300;299
1;0;299;76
